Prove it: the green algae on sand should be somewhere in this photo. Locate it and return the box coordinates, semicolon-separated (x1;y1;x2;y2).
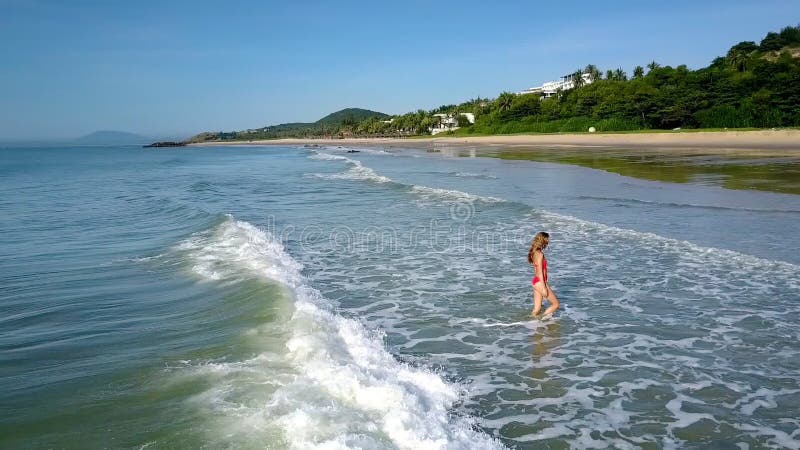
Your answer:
485;148;800;195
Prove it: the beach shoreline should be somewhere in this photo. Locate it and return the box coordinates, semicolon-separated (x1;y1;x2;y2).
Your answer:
190;129;800;153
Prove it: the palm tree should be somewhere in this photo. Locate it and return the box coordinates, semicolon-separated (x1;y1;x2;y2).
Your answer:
571;70;585;88
646;61;661;72
613;68;627;81
496;92;516;112
726;49;748;72
584;64;601;82
605;69;614;80
633;66;645;79
420;116;433;135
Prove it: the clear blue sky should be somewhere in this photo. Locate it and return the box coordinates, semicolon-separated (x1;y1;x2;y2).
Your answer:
0;0;797;140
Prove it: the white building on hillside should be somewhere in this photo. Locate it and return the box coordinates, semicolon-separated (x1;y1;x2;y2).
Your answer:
430;113;475;135
519;72;594;98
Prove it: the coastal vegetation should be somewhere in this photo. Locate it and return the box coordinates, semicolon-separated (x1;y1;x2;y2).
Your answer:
192;25;800;142
189;108;389;142
442;25;800;135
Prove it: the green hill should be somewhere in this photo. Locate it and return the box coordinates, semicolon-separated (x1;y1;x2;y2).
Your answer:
190;108;389;142
315;108;389;126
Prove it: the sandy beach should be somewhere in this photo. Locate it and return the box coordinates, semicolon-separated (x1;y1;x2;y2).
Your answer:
191;129;800;154
190;129;800;194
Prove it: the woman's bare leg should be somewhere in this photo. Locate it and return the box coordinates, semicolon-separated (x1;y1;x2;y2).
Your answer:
532;283;545;317
542;288;560;316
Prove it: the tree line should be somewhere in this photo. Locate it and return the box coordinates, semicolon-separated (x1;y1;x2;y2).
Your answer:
199;25;800;141
444;24;800;135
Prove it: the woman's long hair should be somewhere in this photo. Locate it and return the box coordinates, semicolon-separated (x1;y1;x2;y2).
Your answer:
527;232;550;264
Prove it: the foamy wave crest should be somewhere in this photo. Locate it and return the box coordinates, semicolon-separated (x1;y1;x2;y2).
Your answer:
411;185;503;204
308;151;393;184
176;218;303;284
351;147;393;156
453;172;497;180
174;216;503;449
309;152;350;161
328;159;392;183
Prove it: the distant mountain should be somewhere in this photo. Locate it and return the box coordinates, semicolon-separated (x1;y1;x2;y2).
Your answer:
189;108;390;142
74;130;151;145
260;108;389;130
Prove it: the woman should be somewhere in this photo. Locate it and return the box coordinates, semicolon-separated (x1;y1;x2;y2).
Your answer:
528;231;560;319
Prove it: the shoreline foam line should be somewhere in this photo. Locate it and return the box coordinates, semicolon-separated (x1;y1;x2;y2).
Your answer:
307;148;799;272
307;148;505;204
307;149;392;184
534;210;800;274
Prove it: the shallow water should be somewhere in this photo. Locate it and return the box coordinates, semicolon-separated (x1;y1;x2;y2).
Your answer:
486;146;800;195
1;145;799;449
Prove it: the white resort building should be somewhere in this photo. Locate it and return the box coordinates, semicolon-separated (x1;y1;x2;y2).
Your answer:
430;113;475;135
519;72;594;98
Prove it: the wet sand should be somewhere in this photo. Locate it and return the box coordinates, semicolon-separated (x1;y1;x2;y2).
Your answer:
193;129;800;154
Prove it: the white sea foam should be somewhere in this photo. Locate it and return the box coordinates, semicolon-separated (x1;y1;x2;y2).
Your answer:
328;160;392;184
308;150;507;199
176;219;303;285
410;185;503;203
357;147;394;156
296;192;800;447
533;209;800;277
453;172;497;179
309;152;350;161
308;151;392;184
174;216;503;449
282;148;800;447
732;388;800;416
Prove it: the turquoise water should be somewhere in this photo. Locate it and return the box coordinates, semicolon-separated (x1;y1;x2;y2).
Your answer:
1;145;799;449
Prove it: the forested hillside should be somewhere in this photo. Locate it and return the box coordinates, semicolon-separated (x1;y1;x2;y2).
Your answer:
437;25;800;135
194;25;800;141
190;108;388;142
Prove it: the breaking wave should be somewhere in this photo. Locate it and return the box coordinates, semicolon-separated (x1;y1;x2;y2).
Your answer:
172;215;504;449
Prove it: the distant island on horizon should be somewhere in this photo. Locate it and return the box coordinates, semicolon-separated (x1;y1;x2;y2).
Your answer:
70;131;191;148
189;25;800;143
1;131;155;146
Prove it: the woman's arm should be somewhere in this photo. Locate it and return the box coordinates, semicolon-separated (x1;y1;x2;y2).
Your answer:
534;252;545;282
543;260;550;291
535;252;551;296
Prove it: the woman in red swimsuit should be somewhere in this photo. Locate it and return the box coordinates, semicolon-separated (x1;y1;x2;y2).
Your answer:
528;231;560;319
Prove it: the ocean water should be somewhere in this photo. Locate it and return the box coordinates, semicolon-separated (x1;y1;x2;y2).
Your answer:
1;145;799;449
